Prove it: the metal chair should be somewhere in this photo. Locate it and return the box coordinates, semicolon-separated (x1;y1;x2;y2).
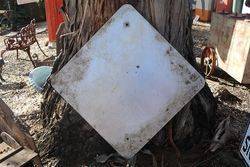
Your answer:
1;19;47;67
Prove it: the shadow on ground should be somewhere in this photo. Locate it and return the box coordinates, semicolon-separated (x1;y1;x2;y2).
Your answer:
0;81;26;90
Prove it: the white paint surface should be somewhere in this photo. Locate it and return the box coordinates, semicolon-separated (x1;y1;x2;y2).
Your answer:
51;4;205;158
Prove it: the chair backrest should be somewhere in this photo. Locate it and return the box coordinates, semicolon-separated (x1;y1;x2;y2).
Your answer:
4;19;37;50
19;19;36;46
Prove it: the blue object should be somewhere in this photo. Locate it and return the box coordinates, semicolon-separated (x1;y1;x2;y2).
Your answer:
29;66;52;92
0;58;5;66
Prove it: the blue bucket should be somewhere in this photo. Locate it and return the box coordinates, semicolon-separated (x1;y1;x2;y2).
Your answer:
29;66;52;92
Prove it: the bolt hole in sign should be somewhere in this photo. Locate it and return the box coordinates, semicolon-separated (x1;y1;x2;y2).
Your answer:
51;4;205;158
241;123;250;166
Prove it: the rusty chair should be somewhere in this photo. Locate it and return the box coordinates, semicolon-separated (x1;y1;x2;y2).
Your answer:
0;19;47;67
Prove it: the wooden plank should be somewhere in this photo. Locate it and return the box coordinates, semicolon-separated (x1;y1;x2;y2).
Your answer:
0;148;37;167
209;13;250;83
0;142;14;161
0;99;42;167
243;52;250;84
0;99;36;153
1;132;21;149
0;146;22;163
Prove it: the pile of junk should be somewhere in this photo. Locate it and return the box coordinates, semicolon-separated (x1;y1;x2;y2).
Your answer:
0;0;45;34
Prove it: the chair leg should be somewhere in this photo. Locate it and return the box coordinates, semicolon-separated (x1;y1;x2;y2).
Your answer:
36;40;48;57
16;49;19;60
0;66;5;82
0;50;6;82
1;50;6;59
25;47;36;68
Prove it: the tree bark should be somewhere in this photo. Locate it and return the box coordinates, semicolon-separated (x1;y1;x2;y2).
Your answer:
40;0;216;166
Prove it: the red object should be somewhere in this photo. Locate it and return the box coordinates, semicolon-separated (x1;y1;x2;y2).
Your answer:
216;0;233;13
45;0;64;42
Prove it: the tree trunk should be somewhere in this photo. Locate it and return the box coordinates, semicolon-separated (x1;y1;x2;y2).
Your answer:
40;0;216;166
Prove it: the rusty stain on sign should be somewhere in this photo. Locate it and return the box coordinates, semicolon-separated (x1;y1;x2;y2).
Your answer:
51;4;205;158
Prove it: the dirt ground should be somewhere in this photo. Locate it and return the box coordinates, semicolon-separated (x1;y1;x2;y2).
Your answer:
0;21;249;166
0;27;56;142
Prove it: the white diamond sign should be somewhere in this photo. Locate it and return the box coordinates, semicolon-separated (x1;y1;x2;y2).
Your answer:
51;4;205;158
